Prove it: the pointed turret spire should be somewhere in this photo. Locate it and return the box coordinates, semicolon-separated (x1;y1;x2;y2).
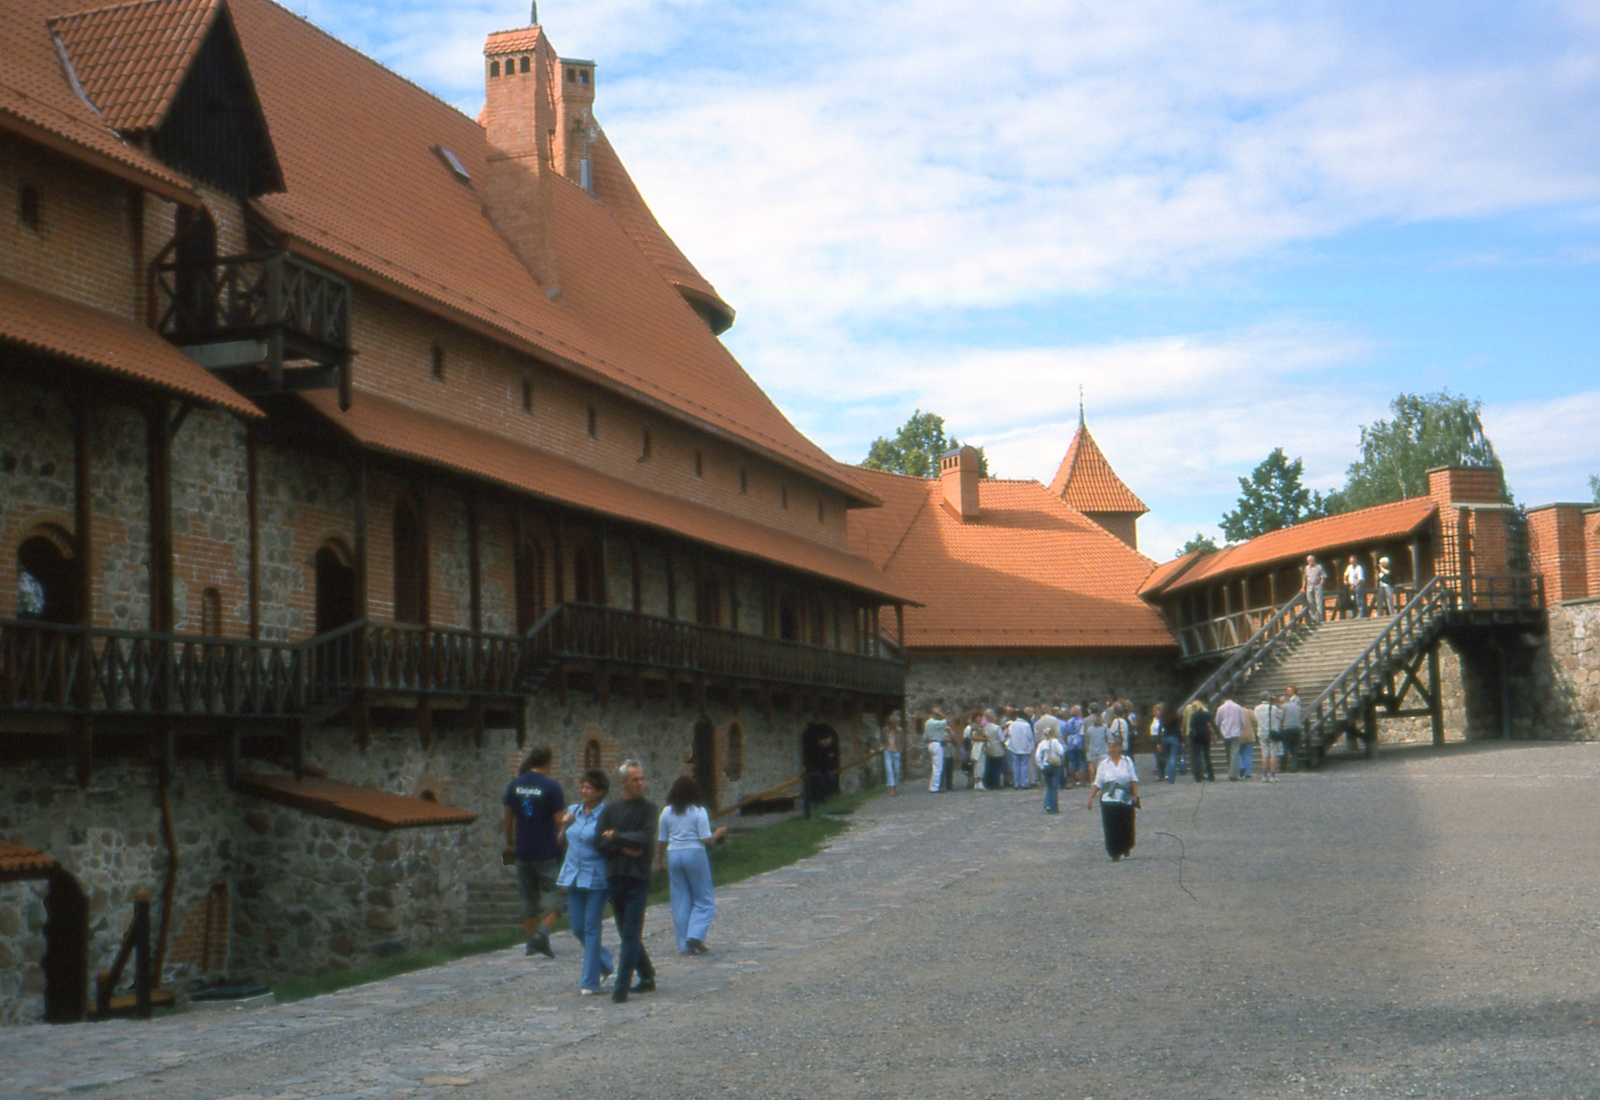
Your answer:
1049;412;1147;550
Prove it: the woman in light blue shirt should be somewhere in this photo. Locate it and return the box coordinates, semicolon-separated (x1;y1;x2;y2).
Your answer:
655;777;726;955
556;767;613;993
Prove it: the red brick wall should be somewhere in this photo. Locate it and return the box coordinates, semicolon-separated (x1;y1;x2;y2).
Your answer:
1428;466;1502;507
1527;504;1589;604
1587;509;1600;601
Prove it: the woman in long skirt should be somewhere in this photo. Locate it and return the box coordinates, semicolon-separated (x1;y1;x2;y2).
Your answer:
1087;734;1139;861
656;777;727;954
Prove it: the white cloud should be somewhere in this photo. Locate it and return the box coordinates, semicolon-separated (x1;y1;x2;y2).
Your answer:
1484;391;1600;505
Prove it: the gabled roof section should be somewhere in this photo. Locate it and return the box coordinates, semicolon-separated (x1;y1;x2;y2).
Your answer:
847;467;1173;650
0;0;197;202
587;128;735;335
47;0;219;132
225;0;868;505
1137;550;1206;598
1149;498;1439;597
1049;423;1147;515
0;274;263;417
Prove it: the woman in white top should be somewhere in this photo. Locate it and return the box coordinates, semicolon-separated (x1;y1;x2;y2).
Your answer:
1086;734;1140;861
656;776;727;955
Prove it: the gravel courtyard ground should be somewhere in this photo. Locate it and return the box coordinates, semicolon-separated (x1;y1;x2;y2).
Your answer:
4;740;1598;1100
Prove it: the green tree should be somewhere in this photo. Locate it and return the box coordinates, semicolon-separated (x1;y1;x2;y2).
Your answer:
860;409;989;478
1178;532;1219;556
1590;473;1599;504
1219;448;1328;542
1327;390;1507;513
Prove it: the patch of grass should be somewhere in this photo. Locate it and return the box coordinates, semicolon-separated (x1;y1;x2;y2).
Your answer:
271;787;881;1003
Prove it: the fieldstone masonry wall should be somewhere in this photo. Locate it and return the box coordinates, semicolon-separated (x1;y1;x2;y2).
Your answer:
907;651;1179;721
1519;599;1600;740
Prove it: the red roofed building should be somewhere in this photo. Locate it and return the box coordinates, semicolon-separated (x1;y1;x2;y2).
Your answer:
1048;416;1148;549
0;0;907;1021
849;447;1177;721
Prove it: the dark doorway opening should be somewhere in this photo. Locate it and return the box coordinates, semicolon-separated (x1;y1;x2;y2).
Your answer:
315;542;357;634
392;499;424;624
18;532;79;625
801;723;840;804
777;593;799;641
515;539;546;632
692;718;717;810
42;869;88;1023
173;207;218;331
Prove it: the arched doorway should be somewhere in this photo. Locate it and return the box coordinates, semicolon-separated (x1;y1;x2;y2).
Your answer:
41;869;87;1023
314;541;357;634
392;499;424;624
17;530;79;625
691;718;717;809
173;207;218;331
801;723;840;804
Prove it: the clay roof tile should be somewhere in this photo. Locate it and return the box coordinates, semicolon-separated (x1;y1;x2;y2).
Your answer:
238;774;477;830
47;0;220;132
0;839;57;878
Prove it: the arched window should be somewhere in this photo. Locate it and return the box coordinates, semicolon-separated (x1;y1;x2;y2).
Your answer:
315;540;358;634
392;499;424;624
582;738;602;771
16;529;78;625
199;587;222;637
692;718;717;808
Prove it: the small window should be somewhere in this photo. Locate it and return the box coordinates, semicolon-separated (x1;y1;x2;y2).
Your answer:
582;738;602;771
586;404;597;438
817;499;825;523
694;449;703;478
521;378;533;413
579;70;589;85
18;184;41;233
739;466;747;495
566;67;576;83
489;60;500;77
520;56;531;73
780;483;788;510
639;428;652;461
504;61;515;78
430;343;445;381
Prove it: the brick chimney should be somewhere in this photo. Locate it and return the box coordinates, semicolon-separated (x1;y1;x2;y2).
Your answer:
555;58;596;190
481;24;560;295
940;447;980;522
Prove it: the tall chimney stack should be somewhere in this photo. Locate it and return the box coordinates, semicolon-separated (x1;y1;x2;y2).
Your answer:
555;57;596;190
940;447;981;522
480;24;560;295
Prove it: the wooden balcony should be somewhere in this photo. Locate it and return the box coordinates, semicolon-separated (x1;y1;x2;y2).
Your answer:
0;607;904;728
152;250;352;405
531;603;904;701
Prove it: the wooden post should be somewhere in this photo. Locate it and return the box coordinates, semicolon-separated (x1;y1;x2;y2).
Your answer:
1363;702;1377;758
1268;569;1279;610
629;535;642;613
1429;644;1445;747
352;452;370;739
729;563;740;632
1411;535;1424;587
596;523;609;606
133;890;152;1019
548;515;565;604
510;501;527;630
662;542;675;619
894;603;905;651
467;496;482;633
246;423;260;639
74;400;95;786
146;397;174;634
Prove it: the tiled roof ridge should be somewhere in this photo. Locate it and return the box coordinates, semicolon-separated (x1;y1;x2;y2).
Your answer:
47;0;196;24
1050;423;1147;514
266;202;857;497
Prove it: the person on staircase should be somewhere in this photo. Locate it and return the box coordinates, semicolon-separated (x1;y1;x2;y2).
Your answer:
1343;555;1369;619
1376;556;1398;615
1303;555;1328;622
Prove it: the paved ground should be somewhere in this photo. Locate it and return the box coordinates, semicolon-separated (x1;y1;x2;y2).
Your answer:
4;740;1600;1099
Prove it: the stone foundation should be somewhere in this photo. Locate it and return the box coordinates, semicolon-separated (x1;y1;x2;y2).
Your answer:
906;650;1179;721
0;691;872;1024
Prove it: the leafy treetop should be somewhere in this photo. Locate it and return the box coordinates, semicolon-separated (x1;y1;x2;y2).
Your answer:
861;409;989;478
1220;448;1328;542
1327;390;1508;513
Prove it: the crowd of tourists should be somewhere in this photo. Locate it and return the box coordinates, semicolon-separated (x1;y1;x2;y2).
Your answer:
502;749;726;1001
880;686;1310;860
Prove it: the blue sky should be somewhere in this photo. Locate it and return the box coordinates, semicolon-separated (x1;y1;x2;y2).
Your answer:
296;0;1600;558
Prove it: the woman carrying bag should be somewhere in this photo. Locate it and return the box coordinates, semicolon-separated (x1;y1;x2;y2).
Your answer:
1087;734;1140;861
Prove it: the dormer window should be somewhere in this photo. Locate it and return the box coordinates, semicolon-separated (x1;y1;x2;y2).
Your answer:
432;145;471;184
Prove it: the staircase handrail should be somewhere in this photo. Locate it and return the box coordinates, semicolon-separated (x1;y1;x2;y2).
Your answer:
1304;577;1453;752
1182;591;1312;709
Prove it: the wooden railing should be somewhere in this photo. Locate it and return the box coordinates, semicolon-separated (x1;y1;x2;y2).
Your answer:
529;603;904;699
153;250;351;354
1;606;904;721
1182;592;1313;709
1177;605;1280;659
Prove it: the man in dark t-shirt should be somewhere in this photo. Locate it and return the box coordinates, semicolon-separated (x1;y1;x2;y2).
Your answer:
502;746;565;958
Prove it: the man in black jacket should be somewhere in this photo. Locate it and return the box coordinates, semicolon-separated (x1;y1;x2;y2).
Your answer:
598;759;658;1003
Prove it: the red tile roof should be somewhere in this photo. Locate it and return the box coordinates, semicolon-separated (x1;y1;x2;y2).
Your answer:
1144;498;1439;596
483;27;545;53
303;391;917;603
217;0;862;504
0;839;57;879
1136;550;1205;597
0;275;263;417
587;128;734;333
47;0;219;133
0;0;196;202
1049;424;1147;514
847;468;1173;650
238;773;477;830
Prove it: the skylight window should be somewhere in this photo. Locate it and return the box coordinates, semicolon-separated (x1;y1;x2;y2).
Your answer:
431;145;471;185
